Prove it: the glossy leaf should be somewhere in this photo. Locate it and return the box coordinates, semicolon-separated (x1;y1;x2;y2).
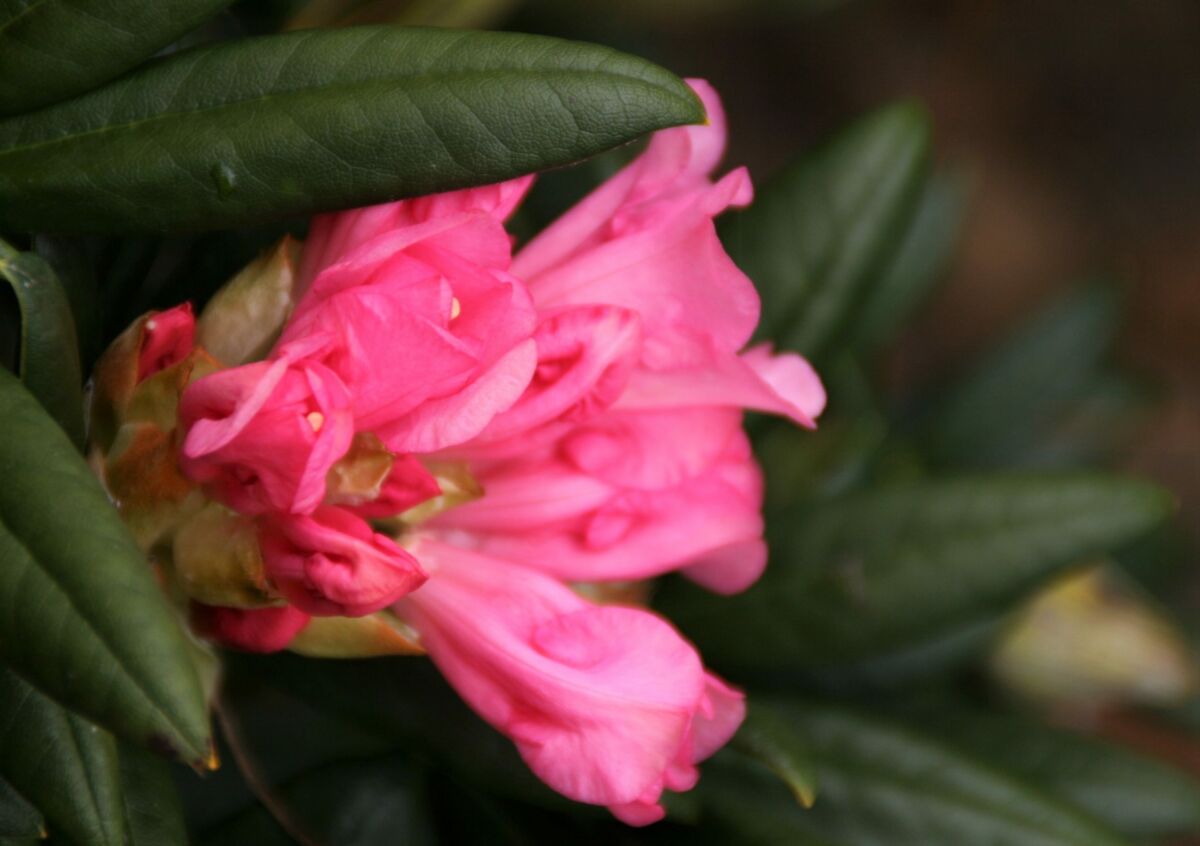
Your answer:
0;776;41;840
0;667;126;846
731;701;818;808
119;742;188;846
702;701;1127;846
922;285;1121;468
851;172;965;349
658;473;1173;676
720;102;930;359
0;26;703;233
928;709;1200;837
0;238;84;446
0;0;232;117
0;368;210;763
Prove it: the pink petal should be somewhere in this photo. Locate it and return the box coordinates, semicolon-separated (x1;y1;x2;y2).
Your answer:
513;79;732;280
399;542;706;809
299;177;533;294
376;339;538;453
473;305;643;444
616;343;826;428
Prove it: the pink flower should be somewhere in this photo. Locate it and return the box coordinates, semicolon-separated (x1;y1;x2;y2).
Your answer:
259;506;427;617
435;408;767;593
179;336;354;515
160;77;822;828
138;303;195;381
189;603;311;653
398;540;743;825
283;180;539;453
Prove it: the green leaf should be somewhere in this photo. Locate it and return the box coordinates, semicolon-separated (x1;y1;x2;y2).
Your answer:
921;285;1121;468
702;701;1128;846
118;742;188;846
0;0;233;117
658;473;1173;677
0;367;210;763
850;172;965;349
731;700;818;808
0;776;41;840
927;709;1200;838
0;667;127;846
0;238;84;447
31;235;105;374
0;26;704;233
720;102;930;360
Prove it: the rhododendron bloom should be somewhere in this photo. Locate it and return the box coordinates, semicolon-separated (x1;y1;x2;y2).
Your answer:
118;77;826;827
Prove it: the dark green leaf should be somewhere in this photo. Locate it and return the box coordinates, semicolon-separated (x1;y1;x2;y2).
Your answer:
0;667;126;846
0;26;703;233
926;709;1200;837
0;367;210;763
118;742;188;846
31;235;105;373
851;172;965;349
0;776;41;840
731;700;818;808
0;0;232;117
0;238;83;447
921;285;1121;468
702;701;1128;846
720;102;929;359
658;473;1173;677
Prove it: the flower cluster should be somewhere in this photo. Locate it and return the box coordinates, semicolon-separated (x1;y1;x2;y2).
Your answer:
90;81;824;824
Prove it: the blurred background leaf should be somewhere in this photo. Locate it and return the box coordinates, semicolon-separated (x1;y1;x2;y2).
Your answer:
720;102;930;361
657;473;1173;682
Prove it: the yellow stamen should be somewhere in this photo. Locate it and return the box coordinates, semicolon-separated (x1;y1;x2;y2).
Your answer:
450;297;462;320
306;411;325;432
